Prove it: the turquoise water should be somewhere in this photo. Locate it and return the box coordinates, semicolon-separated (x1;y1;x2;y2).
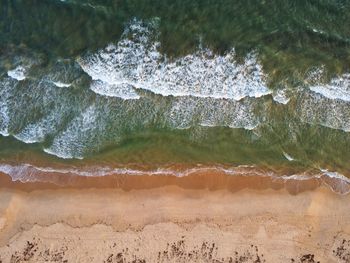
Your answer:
0;0;350;179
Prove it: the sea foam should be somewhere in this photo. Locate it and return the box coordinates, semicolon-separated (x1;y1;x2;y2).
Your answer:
52;81;72;88
0;78;15;136
43;104;100;159
309;73;350;102
7;66;26;81
282;151;294;161
165;96;262;130
273;89;290;104
297;89;350;132
78;18;271;101
90;80;140;99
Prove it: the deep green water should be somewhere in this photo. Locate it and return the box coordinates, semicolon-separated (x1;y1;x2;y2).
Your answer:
0;0;350;178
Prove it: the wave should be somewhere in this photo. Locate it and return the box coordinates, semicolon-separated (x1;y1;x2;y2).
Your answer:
1;19;350;161
164;96;263;130
1;64;267;159
78;18;271;101
296;88;350;132
0;163;349;194
14;111;63;144
43;104;101;159
309;73;350;102
90;80;140;99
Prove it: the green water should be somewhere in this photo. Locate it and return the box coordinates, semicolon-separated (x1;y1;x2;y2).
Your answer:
2;1;350;76
0;0;350;177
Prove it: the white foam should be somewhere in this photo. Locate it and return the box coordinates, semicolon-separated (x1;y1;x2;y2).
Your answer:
0;111;9;136
164;97;262;130
7;66;26;81
13;133;39;144
43;105;100;159
297;88;350;133
320;169;350;195
0;102;10;136
52;81;72;88
281;174;318;181
320;169;350;183
78;18;271;100
0;79;13;136
309;73;350;102
13;110;60;144
0;164;32;182
43;148;84;160
90;80;140;99
273;89;290;104
1;163;350;194
306;66;325;83
0;163;200;182
282;151;294;161
277;169;350;194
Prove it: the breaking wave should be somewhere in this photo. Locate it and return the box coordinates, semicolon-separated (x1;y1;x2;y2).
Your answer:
1;18;350;160
309;73;350;102
78;19;271;101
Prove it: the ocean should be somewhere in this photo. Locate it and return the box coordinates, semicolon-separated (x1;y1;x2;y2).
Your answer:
0;0;350;186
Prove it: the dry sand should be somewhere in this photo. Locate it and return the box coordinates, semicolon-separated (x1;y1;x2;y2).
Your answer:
0;172;349;262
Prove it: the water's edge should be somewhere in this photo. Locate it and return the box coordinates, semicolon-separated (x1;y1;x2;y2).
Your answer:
0;162;348;195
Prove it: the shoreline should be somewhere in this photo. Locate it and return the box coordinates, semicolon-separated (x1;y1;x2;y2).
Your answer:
0;171;350;261
0;163;349;195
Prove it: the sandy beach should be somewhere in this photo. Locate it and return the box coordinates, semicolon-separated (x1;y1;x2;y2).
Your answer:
0;171;349;262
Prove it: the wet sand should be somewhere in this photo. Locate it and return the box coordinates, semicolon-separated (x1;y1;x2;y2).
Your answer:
0;171;350;262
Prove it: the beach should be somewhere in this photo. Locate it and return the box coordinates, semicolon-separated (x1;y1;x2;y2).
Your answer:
0;172;349;262
2;1;350;262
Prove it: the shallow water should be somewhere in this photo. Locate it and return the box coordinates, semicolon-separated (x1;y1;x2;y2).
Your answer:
0;1;350;181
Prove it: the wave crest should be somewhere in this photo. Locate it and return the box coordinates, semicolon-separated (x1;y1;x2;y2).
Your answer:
78;18;271;100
